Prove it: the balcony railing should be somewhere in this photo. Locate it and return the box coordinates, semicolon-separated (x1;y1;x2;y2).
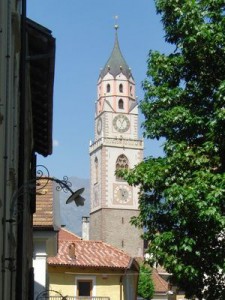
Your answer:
38;297;110;300
67;298;110;300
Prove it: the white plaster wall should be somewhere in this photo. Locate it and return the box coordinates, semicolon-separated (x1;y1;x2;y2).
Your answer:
33;242;47;299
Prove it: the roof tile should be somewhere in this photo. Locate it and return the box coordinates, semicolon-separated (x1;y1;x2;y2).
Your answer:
48;228;131;269
152;268;168;293
33;179;54;228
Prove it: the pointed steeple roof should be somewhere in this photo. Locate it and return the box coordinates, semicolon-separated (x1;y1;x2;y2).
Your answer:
100;25;133;79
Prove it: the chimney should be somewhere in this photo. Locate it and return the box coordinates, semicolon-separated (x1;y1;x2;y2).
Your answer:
82;216;90;240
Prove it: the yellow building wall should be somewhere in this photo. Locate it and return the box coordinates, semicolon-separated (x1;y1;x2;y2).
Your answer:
176;295;187;300
48;266;124;300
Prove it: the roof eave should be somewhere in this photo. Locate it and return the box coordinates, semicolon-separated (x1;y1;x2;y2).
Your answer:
26;18;55;157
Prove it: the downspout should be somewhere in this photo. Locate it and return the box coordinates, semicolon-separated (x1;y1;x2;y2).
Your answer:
122;258;133;300
2;1;12;299
16;0;26;298
122;258;139;300
119;275;123;300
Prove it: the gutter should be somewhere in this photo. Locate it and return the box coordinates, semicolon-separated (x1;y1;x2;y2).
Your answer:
121;257;140;300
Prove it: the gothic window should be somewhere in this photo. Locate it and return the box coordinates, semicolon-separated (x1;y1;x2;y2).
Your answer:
95;157;98;183
116;154;129;180
106;83;110;93
118;99;124;109
119;83;123;93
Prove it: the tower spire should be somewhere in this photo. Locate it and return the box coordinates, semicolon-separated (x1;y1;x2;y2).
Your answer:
114;15;119;31
99;21;133;79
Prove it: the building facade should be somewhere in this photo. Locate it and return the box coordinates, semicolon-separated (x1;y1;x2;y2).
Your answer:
89;26;144;257
48;228;139;300
0;1;55;299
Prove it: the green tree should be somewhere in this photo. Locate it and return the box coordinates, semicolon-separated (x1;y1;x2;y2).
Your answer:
138;264;154;300
120;1;225;299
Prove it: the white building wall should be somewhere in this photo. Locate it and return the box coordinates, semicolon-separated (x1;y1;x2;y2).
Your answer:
33;242;47;299
33;231;58;299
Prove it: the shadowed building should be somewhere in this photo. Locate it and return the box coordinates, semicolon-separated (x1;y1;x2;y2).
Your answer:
0;2;55;299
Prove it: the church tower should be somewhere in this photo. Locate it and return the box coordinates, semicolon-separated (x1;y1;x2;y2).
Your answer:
89;26;144;257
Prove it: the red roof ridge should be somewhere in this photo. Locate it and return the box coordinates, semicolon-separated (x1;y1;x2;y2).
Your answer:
62;239;130;256
100;240;131;256
48;231;135;269
59;228;81;241
75;239;131;256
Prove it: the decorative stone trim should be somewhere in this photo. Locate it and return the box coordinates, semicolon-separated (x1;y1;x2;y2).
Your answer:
90;137;143;152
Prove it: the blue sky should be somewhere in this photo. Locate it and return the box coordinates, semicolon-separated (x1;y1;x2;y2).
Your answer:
27;1;170;180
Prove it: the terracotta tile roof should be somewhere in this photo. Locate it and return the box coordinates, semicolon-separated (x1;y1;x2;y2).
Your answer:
48;228;132;269
33;179;54;228
152;268;168;293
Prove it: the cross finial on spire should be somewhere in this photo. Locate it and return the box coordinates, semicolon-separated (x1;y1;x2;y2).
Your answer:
114;15;119;30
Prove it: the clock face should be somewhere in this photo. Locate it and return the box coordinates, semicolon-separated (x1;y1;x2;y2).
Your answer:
113;114;130;133
114;185;131;204
97;117;102;134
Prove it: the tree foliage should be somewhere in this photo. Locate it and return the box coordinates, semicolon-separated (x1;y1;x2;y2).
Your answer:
138;264;154;300
121;1;225;299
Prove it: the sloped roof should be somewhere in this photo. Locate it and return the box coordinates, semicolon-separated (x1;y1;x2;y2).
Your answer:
152;268;169;293
48;228;134;269
58;227;81;241
99;27;133;79
136;257;169;294
33;179;54;229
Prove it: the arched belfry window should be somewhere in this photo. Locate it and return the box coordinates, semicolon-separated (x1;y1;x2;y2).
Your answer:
119;83;123;93
95;157;99;183
130;85;133;96
118;99;124;109
106;84;110;93
116;154;129;180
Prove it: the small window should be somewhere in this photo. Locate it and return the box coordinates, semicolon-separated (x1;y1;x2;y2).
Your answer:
77;280;93;296
95;157;98;183
130;85;133;95
118;99;124;109
119;83;123;93
106;84;110;93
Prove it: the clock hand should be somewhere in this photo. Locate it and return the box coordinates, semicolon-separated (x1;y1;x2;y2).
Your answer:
119;189;125;198
119;119;125;128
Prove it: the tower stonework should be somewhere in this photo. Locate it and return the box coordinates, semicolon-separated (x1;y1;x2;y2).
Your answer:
89;27;144;257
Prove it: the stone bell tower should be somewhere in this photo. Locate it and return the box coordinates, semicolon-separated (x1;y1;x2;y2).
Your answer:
89;25;144;257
